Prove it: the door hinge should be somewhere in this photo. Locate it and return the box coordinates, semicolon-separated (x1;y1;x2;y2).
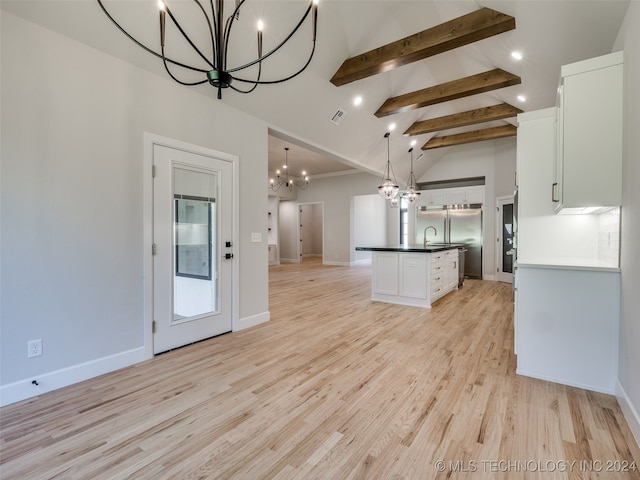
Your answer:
152;320;156;333
152;165;156;177
152;243;157;255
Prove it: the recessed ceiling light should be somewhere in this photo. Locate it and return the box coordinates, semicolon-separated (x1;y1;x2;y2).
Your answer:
353;96;362;106
410;139;417;146
388;123;396;131
517;95;526;102
511;51;523;60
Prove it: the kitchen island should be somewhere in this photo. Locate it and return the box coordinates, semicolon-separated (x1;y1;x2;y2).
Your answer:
355;245;462;308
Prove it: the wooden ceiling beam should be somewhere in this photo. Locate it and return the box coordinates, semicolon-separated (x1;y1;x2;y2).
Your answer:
375;69;521;117
422;124;517;150
404;103;523;136
330;8;515;86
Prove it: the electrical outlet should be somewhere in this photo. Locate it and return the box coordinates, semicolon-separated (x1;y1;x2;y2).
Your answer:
28;339;42;358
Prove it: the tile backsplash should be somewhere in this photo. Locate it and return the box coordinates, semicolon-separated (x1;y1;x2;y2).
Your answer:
598;207;621;267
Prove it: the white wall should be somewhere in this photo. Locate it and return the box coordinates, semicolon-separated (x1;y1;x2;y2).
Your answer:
353;194;388;263
417;138;517;279
296;172;382;265
1;13;269;400
614;1;640;446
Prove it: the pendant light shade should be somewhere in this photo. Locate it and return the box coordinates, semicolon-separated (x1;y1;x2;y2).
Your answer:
378;132;399;200
401;148;421;203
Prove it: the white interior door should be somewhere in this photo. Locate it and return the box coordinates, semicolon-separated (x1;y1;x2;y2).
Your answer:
496;195;515;284
153;144;233;354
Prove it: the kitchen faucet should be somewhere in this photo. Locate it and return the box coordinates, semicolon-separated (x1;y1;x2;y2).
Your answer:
423;226;437;248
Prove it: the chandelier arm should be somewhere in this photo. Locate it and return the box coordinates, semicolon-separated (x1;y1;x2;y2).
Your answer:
226;2;314;74
208;0;219;67
161;45;210;86
164;2;215;69
96;0;209;74
222;0;249;70
231;40;316;85
191;0;216;68
229;61;261;93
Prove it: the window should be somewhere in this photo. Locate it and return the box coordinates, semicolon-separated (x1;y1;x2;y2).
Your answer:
399;197;409;245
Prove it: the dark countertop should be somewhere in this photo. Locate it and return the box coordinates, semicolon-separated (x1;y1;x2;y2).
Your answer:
356;244;464;253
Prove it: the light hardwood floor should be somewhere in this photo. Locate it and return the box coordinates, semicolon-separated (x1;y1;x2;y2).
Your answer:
1;259;639;479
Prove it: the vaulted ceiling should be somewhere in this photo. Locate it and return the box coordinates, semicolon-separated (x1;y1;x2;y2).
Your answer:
2;0;630;183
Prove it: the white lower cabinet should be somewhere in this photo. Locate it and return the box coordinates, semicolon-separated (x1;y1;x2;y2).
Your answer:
371;249;458;307
515;265;619;394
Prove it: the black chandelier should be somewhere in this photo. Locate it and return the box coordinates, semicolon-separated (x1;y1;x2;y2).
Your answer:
270;147;309;192
97;0;319;99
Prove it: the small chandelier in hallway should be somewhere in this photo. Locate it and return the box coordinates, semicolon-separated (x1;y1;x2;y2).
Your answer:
270;147;309;192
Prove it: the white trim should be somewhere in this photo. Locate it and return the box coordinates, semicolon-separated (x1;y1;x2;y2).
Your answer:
616;379;640;449
0;348;146;407
516;368;615;395
351;258;372;266
323;261;351;267
236;311;270;331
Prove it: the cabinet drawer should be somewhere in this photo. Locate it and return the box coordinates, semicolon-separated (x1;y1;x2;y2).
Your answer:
431;264;445;276
431;285;444;301
431;253;445;262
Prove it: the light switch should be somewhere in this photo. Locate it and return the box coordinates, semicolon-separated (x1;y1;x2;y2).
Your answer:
251;232;262;243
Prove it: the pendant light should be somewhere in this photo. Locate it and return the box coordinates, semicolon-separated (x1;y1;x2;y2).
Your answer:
378;132;399;200
401;147;421;203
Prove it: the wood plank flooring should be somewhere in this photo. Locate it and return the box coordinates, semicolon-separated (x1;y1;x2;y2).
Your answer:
1;258;639;479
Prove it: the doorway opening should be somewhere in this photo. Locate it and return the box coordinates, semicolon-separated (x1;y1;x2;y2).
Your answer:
496;195;515;284
298;203;324;264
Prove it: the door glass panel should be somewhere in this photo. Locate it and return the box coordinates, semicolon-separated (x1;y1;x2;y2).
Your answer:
173;167;218;322
502;203;514;274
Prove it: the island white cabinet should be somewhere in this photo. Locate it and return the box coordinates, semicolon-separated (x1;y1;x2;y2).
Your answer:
554;51;623;212
369;248;459;308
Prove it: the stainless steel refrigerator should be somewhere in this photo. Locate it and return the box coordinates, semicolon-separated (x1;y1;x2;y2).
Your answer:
416;204;483;279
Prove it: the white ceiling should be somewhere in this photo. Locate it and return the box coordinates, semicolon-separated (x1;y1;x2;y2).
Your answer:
2;0;630;182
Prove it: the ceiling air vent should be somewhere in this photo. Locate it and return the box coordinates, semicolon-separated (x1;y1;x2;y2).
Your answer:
329;108;347;125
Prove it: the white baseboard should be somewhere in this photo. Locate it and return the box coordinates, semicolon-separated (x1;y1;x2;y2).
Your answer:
280;258;298;263
616;379;640;449
351;259;372;266
235;311;270;331
322;260;350;266
0;347;148;407
516;368;615;395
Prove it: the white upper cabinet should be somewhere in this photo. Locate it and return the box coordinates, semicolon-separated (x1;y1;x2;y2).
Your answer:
554;51;623;213
516;108;557;218
420;186;484;207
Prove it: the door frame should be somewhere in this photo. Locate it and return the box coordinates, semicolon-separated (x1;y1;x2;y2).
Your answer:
496;195;515;284
143;132;239;358
297;202;324;263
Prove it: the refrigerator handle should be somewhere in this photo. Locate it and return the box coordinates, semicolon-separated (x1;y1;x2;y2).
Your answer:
443;218;447;243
